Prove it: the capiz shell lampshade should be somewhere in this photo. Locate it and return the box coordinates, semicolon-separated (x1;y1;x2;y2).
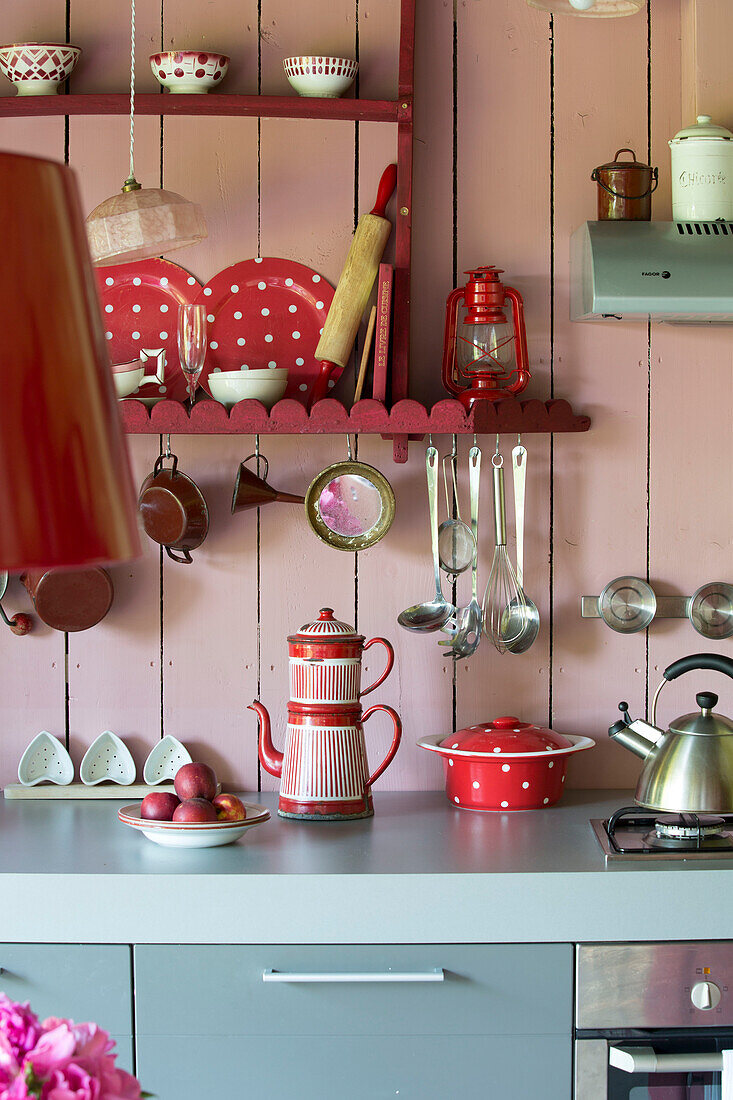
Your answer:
86;185;207;266
527;0;642;14
0;150;141;571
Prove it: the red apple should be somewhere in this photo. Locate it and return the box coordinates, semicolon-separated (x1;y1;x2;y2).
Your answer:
140;791;180;821
172;798;218;824
174;762;217;802
212;793;247;822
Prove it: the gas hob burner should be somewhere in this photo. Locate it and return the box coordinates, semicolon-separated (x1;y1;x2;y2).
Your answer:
648;813;729;849
592;805;733;860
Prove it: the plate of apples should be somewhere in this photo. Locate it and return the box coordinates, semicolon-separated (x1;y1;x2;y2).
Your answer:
118;762;269;848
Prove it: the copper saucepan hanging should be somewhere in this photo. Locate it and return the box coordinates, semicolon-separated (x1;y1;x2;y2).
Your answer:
138;452;209;564
304;438;395;552
20;568;113;632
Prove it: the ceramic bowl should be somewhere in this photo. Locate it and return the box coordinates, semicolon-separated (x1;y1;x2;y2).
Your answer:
283;56;357;98
209;372;288;410
0;43;81;96
118;801;270;848
150;51;229;94
213;368;289;379
114;366;147;398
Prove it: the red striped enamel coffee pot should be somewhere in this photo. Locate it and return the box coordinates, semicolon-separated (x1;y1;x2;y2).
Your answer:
249;608;401;820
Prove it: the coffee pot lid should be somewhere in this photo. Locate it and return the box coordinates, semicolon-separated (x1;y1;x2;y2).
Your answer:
670;692;733;736
670;115;733;142
289;607;362;642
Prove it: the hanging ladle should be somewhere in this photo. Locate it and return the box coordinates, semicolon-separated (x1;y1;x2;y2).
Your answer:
398;445;456;633
439;442;483;659
437;439;476;577
504;441;540;654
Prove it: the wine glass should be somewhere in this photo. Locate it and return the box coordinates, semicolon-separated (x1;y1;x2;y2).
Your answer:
177;304;208;407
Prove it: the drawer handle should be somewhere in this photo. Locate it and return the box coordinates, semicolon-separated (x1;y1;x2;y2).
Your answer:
262;968;445;984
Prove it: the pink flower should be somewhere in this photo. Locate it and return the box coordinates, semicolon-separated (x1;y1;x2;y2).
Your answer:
25;1026;76;1079
1;1076;33;1099
0;1033;21;1090
39;1062;100;1100
0;998;41;1059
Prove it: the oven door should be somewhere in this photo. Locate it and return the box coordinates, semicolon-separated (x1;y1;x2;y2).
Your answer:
576;1033;733;1099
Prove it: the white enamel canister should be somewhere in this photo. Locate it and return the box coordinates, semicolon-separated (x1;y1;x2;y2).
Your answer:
669;115;733;222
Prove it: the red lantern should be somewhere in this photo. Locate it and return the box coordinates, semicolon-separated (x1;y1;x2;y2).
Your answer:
442;267;531;408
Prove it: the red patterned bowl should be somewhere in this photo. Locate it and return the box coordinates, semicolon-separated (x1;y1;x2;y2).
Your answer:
150;51;229;94
0;43;81;96
283;56;357;98
418;716;594;811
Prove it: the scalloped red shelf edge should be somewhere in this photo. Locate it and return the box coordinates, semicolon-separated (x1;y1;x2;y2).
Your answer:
120;397;591;462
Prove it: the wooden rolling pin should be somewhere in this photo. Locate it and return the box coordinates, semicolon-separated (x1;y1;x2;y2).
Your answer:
310;164;397;404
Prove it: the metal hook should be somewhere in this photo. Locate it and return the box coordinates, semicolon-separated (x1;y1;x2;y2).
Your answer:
346;434;354;462
164;433;172;459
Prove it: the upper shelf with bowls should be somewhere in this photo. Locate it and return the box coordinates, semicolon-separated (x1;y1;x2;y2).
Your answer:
0;92;405;123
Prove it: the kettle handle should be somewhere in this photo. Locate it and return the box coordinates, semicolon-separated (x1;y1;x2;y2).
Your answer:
360;638;395;699
362;704;402;789
651;653;733;725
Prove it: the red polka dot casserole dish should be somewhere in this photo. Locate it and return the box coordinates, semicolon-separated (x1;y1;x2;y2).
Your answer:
417;717;594;812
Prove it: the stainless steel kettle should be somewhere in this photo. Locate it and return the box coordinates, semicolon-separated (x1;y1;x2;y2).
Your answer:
609;653;733;813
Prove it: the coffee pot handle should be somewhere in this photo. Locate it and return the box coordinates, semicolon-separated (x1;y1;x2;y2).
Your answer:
360;638;395;698
362;704;402;789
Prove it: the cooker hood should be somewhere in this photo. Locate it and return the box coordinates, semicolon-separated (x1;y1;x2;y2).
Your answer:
570;220;733;322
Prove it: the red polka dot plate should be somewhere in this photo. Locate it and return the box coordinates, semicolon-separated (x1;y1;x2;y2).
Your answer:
193;258;336;403
96;259;202;403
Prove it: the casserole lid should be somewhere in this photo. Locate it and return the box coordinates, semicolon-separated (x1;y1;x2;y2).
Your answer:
288;607;364;644
440;716;574;755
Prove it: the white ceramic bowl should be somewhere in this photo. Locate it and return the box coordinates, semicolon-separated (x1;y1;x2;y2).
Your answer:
0;43;81;96
214;368;289;379
114;366;147;399
150;51;229;94
209;372;288;410
118;802;270;848
283;56;357;98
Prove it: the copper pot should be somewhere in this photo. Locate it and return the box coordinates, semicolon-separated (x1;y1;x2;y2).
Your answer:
21;567;113;632
591;148;658;220
138;453;209;564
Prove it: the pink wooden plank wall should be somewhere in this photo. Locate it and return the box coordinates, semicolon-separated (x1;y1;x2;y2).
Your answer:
1;0;731;798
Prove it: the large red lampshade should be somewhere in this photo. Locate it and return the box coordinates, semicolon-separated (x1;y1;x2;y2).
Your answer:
0;151;141;571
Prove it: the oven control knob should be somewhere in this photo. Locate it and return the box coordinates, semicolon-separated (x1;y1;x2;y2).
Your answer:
691;981;722;1010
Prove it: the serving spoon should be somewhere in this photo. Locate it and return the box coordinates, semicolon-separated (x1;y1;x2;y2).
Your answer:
398;445;455;633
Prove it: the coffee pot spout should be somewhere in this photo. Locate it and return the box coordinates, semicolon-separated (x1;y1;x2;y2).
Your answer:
249;700;283;778
609;701;662;760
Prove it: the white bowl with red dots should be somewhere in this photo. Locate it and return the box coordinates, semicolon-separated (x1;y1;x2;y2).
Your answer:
208;370;289;410
417;717;594;812
150;51;229;94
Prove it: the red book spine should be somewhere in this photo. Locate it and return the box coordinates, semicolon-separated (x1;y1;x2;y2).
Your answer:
372;263;393;403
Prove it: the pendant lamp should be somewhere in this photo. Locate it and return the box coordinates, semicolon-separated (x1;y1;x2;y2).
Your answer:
527;0;642;15
0;150;141;571
86;0;206;265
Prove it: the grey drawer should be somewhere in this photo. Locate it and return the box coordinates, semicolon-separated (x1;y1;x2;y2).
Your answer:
0;944;133;1039
135;944;572;1038
137;1035;570;1100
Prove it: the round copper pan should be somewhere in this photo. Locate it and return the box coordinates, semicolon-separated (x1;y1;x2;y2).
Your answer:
138;453;209;564
21;567;113;632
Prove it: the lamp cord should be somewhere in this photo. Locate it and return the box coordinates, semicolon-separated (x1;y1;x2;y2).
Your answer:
129;0;135;180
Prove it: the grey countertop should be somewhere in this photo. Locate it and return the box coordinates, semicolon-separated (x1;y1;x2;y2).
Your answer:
0;790;730;944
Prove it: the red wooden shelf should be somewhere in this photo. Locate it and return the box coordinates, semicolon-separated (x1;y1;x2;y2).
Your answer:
120;397;591;462
0;92;404;123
